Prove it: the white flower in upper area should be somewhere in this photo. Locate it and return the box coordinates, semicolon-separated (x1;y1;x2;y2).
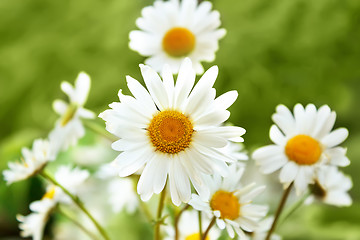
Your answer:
164;210;220;240
3;139;56;185
308;166;352;207
99;58;245;206
49;72;95;152
129;0;226;74
252;104;350;195
189;164;268;239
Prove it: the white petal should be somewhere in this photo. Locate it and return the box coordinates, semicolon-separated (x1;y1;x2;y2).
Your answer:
269;125;286;146
279;161;298;183
74;72;91;105
321;128;348;148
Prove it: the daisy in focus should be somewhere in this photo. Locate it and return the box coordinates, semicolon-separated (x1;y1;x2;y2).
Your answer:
252;104;350;195
3;138;56;185
99;58;245;206
129;0;226;74
49;72;95;152
189;164;268;239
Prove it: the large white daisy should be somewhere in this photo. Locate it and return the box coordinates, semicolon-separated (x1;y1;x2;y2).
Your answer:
252;104;350;195
99;58;245;206
49;72;95;152
189;164;268;239
3;138;56;185
129;0;226;74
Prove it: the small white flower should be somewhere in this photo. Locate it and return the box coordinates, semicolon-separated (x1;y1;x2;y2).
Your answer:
189;164;268;239
252;104;350;195
308;166;352;207
3;139;56;185
129;0;226;74
49;72;95;152
164;210;220;240
100;58;245;206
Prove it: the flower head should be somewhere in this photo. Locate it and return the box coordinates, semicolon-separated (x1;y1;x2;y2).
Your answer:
49;72;95;152
3;139;56;185
129;0;226;74
252;104;350;195
99;58;245;205
189;164;268;239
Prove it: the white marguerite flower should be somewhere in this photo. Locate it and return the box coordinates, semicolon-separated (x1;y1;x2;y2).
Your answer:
189;164;268;239
308;166;352;207
252;104;350;195
129;0;226;74
17;166;89;240
3;139;56;185
164;210;220;240
99;58;245;206
49;72;95;152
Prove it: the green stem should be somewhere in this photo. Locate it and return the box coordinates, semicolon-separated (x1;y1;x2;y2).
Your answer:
84;120;117;142
198;211;203;240
265;182;293;240
278;190;310;227
40;171;110;240
174;204;190;240
201;217;215;240
154;188;167;240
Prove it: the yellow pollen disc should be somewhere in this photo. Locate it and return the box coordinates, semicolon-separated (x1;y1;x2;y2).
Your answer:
285;134;322;165
148;110;194;154
42;186;56;200
185;233;209;240
210;190;240;220
162;27;195;57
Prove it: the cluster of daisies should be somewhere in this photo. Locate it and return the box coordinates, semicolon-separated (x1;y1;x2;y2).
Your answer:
2;0;352;240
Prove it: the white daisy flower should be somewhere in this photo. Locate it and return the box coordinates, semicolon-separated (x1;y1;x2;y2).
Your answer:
49;72;95;152
3;139;56;185
308;166;352;207
99;58;245;206
164;210;220;240
129;0;226;74
252;104;350;195
189;164;268;239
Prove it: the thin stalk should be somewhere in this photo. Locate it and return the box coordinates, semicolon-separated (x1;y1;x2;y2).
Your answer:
278;191;310;227
154;188;167;240
201;217;215;240
198;211;203;240
174;204;190;240
265;182;294;240
40;171;110;240
84;120;117;142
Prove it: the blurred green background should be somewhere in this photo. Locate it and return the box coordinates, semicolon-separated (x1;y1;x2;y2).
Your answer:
1;0;360;239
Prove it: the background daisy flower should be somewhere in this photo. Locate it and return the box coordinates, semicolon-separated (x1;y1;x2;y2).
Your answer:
49;72;95;152
100;58;245;206
3;138;56;185
189;164;268;239
252;104;350;195
129;0;226;74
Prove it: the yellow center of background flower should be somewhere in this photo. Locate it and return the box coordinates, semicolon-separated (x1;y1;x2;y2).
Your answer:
162;27;195;57
148;110;193;154
285;134;322;165
210;190;240;220
185;233;209;240
42;186;56;200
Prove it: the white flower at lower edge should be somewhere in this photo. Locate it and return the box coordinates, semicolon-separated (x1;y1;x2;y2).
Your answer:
164;210;220;240
252;104;350;195
129;0;226;74
189;164;268;239
49;72;95;152
3;139;56;185
307;166;352;207
99;58;245;206
17;166;89;240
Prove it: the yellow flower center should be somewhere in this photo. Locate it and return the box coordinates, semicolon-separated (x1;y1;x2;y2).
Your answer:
185;233;209;240
162;27;195;57
285;134;322;165
210;190;240;220
148;110;194;154
61;104;77;126
42;186;56;200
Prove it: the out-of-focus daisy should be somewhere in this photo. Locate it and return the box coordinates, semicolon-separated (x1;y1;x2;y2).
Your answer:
100;58;245;205
189;164;268;239
252;104;350;195
129;0;226;74
49;72;95;152
3;139;56;185
247;216;281;240
307;166;352;207
219;142;248;167
164;210;220;240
